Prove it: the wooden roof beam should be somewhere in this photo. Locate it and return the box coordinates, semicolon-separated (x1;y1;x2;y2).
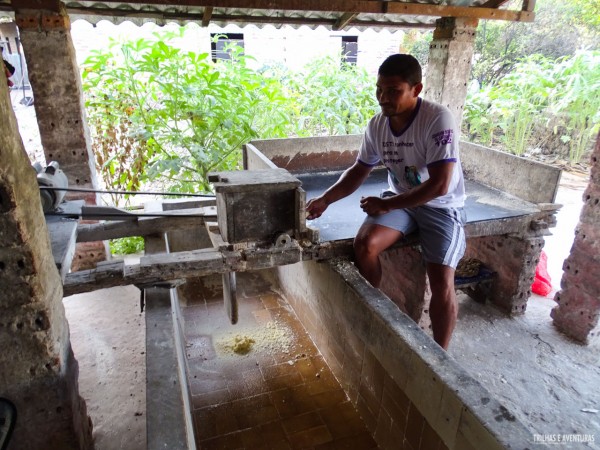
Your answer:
333;12;358;30
481;0;535;12
385;2;534;22
201;5;212;26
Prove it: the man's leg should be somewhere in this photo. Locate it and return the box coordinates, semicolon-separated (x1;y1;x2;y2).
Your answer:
354;223;403;288
427;262;457;350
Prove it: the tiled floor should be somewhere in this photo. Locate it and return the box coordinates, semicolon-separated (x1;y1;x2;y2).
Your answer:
182;272;378;450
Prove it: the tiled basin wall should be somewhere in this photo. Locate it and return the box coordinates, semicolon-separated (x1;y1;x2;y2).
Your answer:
274;259;533;450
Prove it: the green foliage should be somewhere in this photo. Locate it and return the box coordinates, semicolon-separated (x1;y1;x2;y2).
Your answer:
400;30;433;68
82;34;377;198
283;55;378;136
109;236;145;255
464;51;600;163
472;0;596;87
568;0;600;30
490;56;555;156
546;51;600;163
83;30;294;196
463;84;495;147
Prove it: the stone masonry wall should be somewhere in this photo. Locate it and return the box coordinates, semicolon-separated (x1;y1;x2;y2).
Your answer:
379;244;427;322
424;17;478;127
464;235;544;315
0;69;92;449
17;6;106;270
552;133;600;344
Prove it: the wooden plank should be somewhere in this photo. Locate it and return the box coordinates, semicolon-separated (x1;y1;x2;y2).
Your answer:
63;241;306;295
385;2;534;21
223;272;238;324
202;5;212;26
334;12;358;30
209;168;301;193
76;207;215;242
72;0;384;13
161;198;216;211
63;201;556;296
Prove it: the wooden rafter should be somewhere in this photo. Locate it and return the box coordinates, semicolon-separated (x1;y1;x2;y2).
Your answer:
385;2;533;21
201;5;212;26
333;12;358;30
479;0;510;8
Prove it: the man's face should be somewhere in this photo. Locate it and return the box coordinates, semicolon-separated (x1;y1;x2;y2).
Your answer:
376;75;422;118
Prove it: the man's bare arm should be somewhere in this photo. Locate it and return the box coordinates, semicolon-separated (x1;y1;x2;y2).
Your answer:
306;162;373;220
359;162;455;216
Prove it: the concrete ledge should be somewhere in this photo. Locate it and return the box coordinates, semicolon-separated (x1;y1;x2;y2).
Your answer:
145;287;191;450
461;141;561;204
246;135;363;173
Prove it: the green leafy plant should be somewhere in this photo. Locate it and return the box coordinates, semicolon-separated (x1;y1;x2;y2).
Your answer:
83;30;294;197
462;84;495;146
464;50;599;164
491;56;554;156
546;51;600;164
283;54;378;137
82;35;381;198
109;236;145;255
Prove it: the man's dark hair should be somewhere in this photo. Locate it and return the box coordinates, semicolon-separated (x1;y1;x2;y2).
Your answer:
378;54;422;86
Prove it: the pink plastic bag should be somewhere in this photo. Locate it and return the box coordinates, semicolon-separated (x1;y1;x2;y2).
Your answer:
532;250;552;296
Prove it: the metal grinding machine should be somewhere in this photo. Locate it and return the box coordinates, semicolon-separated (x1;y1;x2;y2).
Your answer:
34;161;68;213
207;168;309;324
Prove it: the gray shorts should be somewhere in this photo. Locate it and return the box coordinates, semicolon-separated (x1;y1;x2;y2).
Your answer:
363;195;466;268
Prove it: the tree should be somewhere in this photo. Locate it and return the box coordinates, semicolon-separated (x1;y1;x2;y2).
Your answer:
472;0;597;86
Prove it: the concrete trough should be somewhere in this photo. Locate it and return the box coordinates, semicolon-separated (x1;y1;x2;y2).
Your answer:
236;134;562;448
142;135;561;449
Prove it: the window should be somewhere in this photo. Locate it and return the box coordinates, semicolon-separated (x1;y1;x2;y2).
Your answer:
210;33;244;62
341;36;358;65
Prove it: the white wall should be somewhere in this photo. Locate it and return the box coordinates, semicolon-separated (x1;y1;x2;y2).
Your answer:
71;20;404;74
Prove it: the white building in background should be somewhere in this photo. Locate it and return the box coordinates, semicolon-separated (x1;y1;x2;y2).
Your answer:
71;20;404;75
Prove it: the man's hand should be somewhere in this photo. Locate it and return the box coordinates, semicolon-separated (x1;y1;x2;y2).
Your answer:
360;196;390;216
306;196;329;220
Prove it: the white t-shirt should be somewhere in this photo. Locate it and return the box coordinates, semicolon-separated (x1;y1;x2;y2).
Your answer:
357;98;465;208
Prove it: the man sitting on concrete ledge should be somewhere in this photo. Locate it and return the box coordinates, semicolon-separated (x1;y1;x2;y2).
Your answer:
306;54;466;350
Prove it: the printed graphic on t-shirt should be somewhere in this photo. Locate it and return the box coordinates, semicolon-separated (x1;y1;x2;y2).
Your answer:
404;165;421;187
387;168;401;186
432;129;454;147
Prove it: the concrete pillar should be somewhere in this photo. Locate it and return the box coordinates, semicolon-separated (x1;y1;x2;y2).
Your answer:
379;244;428;321
423;17;478;127
552;133;600;345
0;65;92;449
14;2;106;270
464;235;545;315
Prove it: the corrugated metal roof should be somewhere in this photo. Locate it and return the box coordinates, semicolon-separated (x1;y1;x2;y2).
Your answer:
63;3;438;29
1;0;530;30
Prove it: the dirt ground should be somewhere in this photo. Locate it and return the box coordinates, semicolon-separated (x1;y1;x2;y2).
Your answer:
63;286;146;450
11;96;599;448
